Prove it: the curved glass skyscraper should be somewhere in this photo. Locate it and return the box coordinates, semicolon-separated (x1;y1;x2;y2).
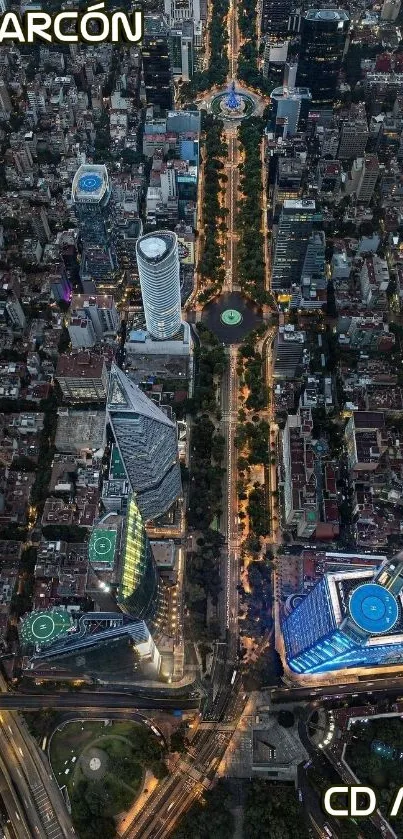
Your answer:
117;494;166;630
136;231;182;339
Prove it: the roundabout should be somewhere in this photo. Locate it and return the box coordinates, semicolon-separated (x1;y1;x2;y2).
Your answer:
210;82;256;121
202;292;262;344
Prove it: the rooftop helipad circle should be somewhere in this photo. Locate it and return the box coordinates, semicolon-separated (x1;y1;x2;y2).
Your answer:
221;309;243;326
88;528;117;568
20;608;73;648
93;535;112;555
349;583;399;635
78;173;103;192
318;9;339;18
31;614;55;641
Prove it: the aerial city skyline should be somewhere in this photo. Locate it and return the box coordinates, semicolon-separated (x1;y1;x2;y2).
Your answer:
1;0;403;836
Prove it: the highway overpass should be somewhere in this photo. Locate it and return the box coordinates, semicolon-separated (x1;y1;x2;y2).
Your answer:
271;676;403;704
0;692;199;711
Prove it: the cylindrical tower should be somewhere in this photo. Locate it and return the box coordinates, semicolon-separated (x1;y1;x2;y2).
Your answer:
136;231;181;340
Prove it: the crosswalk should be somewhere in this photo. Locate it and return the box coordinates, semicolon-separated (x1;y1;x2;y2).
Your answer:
31;781;63;839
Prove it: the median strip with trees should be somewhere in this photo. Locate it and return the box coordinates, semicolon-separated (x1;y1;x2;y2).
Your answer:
237;119;271;306
198;115;228;304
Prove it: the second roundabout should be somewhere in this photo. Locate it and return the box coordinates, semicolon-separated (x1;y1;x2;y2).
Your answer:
210;89;256;120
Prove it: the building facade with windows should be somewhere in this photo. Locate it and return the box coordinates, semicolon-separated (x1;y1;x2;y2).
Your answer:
55;352;109;403
170;21;194;80
71;164;118;291
142;16;174;112
117;494;166;631
295;9;350;109
136;231;182;340
260;0;292;36
282;558;403;674
271;200;323;292
106;365;182;522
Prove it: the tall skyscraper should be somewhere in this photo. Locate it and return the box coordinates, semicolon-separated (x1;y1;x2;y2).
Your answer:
295;9;350;109
117;494;166;630
298;230;327;308
106;364;182;522
273;159;305;219
68;294;119;349
273;324;305;379
381;0;401;20
260;0;292;36
71;164;118;290
142;16;174;113
169;21;195;81
136;231;182;340
21;609;162;677
271;199;322;292
355;154;379;204
282;557;403;675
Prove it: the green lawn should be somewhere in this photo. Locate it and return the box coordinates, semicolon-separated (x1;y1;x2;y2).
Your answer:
50;720;107;778
49;719;167;839
345;716;403;837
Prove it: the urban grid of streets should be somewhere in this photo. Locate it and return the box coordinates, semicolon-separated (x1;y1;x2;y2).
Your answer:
122;3;252;834
2;2;399;839
0;0;259;836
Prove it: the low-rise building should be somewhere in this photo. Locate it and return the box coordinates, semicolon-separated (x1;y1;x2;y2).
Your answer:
55;409;105;456
55;352;109;403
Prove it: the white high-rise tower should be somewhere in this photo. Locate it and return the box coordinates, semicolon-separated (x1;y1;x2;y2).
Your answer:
136;231;182;340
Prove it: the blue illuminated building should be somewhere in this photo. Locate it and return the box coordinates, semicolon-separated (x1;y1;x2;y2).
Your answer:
282;558;403;674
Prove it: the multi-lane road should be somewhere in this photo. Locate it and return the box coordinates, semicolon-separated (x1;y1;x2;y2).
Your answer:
271;675;403;704
0;753;33;839
0;704;75;839
0;692;199;711
220;348;240;655
121;663;244;838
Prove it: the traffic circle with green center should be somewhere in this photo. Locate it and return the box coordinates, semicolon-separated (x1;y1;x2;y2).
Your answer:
221;309;243;326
